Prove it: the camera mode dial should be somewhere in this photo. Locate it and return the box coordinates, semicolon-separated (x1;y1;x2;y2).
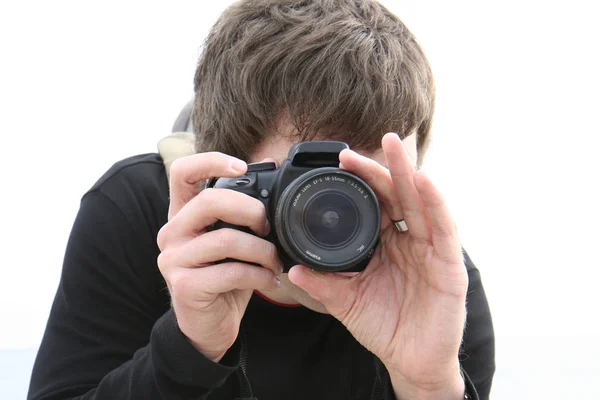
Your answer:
247;162;276;173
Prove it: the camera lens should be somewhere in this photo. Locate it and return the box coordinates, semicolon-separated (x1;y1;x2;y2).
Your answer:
275;167;380;272
303;191;359;248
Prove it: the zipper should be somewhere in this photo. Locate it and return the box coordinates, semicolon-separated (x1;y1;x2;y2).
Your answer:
235;327;258;400
370;357;385;400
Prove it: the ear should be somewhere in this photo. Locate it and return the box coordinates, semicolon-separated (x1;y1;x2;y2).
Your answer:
157;132;196;183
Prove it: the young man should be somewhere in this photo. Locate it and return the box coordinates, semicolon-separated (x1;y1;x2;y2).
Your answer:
28;1;495;399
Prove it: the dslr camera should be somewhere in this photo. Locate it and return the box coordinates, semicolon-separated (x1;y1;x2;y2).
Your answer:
207;141;380;272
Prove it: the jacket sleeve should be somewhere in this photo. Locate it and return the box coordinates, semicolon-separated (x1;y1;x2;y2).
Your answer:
27;190;240;400
460;250;496;400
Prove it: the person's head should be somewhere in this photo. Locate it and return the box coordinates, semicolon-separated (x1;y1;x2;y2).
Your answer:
192;0;435;169
192;0;434;311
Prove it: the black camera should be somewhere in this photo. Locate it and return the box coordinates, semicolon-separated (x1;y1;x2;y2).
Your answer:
207;141;380;272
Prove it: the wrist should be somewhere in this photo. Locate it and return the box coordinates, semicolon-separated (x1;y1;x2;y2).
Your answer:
187;338;228;363
388;367;465;400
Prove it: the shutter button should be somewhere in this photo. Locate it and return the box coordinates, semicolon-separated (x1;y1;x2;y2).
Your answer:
236;179;251;186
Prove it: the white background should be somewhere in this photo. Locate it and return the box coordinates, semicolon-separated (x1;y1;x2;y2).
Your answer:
1;0;599;398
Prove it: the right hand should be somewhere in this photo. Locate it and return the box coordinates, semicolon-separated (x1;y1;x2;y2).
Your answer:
157;152;283;362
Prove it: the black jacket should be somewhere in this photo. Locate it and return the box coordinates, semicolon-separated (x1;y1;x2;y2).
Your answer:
28;153;495;400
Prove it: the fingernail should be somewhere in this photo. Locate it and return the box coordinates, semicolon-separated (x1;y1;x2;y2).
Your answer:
230;159;247;173
385;132;401;141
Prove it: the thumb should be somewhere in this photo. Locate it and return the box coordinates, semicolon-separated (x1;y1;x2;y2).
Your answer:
288;265;358;318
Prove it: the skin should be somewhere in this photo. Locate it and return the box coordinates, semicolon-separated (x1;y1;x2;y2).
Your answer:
157;131;467;400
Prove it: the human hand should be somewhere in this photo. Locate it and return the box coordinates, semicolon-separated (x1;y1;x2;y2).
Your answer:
157;153;283;362
288;133;468;399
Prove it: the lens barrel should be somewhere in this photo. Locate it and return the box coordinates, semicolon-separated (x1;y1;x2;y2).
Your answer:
275;168;380;272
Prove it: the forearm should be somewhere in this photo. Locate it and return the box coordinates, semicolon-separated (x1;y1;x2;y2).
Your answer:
29;309;241;400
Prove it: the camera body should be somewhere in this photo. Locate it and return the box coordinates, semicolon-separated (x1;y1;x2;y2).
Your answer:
207;141;380;272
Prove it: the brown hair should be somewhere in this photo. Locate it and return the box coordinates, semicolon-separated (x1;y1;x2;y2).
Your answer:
193;0;435;167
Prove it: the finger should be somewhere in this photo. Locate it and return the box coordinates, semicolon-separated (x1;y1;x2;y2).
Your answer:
382;132;430;240
287;265;357;318
169;188;269;239
168;152;247;220
170;262;280;298
159;228;283;275
413;171;462;264
339;149;403;227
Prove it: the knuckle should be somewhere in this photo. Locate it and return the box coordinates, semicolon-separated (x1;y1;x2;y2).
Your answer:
213;229;234;251
261;241;278;264
252;199;267;219
156;224;172;251
226;265;250;285
168;272;192;300
156;249;173;272
246;199;267;227
169;157;187;181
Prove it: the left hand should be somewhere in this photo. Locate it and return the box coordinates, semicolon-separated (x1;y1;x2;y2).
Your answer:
288;132;468;398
